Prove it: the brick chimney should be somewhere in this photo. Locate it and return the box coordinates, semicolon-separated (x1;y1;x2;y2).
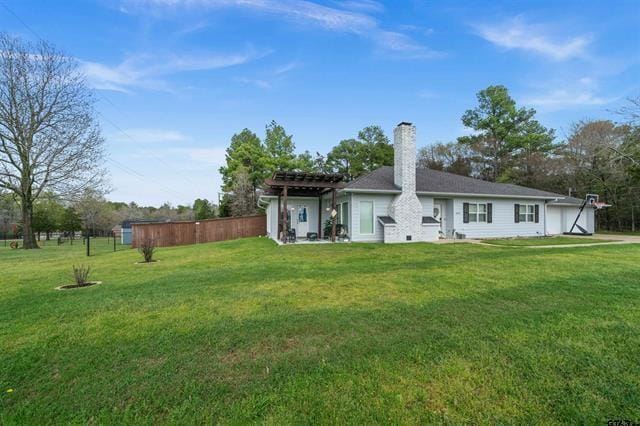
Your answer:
388;122;423;242
394;122;416;192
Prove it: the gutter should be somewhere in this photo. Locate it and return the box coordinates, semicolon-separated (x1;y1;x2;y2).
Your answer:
341;188;401;194
342;188;560;200
414;191;559;200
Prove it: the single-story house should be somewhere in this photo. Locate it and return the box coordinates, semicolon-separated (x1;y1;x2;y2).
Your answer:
260;122;602;243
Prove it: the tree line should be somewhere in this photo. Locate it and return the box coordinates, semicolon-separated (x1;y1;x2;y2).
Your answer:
417;87;639;231
1;32;637;249
218;121;394;216
220;86;639;231
0;189;220;241
0;34;222;247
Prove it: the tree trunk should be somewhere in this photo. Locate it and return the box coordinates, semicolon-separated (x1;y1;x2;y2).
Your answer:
21;197;39;249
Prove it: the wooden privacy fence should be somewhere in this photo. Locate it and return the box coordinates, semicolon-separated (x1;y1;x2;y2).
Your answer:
131;215;266;248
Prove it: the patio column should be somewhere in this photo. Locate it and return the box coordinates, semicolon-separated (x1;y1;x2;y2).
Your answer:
318;196;322;237
277;194;281;239
331;188;337;242
282;185;288;244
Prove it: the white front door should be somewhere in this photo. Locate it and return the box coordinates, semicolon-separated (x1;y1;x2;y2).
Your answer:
296;205;308;237
434;202;445;235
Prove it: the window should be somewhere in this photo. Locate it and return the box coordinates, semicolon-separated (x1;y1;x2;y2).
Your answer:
298;206;307;223
359;201;374;234
519;204;536;222
338;202;349;232
468;203;487;223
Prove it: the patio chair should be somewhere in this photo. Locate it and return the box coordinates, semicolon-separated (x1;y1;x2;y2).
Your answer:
288;228;297;243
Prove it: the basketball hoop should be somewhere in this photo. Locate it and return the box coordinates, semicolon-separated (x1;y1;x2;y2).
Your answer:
593;202;607;209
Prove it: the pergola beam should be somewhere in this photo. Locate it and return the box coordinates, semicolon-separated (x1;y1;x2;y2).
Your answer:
265;179;345;189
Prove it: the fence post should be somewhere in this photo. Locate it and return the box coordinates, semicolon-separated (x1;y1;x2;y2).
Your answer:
113;231;116;252
86;232;90;257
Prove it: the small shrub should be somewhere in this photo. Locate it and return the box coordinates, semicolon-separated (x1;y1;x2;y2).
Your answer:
323;219;344;238
72;265;91;286
139;238;156;263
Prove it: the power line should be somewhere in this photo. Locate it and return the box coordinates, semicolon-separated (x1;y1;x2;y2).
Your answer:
96;110;200;187
1;0;197;202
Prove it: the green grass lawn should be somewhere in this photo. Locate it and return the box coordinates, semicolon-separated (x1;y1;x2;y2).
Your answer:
481;236;617;246
1;238;639;423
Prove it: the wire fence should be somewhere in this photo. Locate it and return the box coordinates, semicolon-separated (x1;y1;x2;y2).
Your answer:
1;234;131;255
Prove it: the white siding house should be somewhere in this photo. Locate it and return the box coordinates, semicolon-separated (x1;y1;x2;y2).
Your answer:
261;122;599;243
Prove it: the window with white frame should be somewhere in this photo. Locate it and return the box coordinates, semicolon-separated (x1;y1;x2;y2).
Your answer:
359;201;374;234
338;202;349;232
468;203;487;223
519;204;535;222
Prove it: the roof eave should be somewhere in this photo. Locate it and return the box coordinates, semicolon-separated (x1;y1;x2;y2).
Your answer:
342;188;402;194
414;191;559;200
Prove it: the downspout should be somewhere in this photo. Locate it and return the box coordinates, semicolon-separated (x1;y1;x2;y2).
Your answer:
544;200;548;236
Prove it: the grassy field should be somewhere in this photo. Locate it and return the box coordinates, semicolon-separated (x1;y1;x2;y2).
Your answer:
481;236;616;246
1;238;639;423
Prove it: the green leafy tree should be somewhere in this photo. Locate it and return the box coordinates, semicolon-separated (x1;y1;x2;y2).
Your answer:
325;125;393;180
264;121;297;171
219;129;269;204
61;207;82;238
296;151;329;173
32;196;65;240
326;138;364;181
358;125;394;171
458;85;554;183
0;192;19;239
296;151;314;172
217;194;232;218
193;198;215;220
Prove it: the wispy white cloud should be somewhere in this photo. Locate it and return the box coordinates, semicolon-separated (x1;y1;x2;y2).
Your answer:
474;16;591;61
235;77;272;89
110;128;189;144
523;89;613;109
399;24;434;36
121;0;440;58
272;60;299;75
235;60;299;89
81;48;266;92
331;0;384;13
522;77;616;110
179;147;227;165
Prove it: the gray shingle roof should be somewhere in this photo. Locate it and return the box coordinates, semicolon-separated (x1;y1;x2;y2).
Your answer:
547;196;583;205
377;216;396;225
422;216;439;224
345;166;569;199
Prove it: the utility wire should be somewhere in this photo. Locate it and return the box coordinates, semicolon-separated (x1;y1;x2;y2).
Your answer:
1;0;198;200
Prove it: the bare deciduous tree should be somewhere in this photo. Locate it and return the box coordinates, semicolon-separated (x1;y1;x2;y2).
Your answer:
230;168;257;216
0;34;105;248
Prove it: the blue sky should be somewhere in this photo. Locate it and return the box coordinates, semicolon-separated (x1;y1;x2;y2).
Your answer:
2;0;639;205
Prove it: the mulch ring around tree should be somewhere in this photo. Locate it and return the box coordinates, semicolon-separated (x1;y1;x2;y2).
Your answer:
134;260;159;265
55;281;102;290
